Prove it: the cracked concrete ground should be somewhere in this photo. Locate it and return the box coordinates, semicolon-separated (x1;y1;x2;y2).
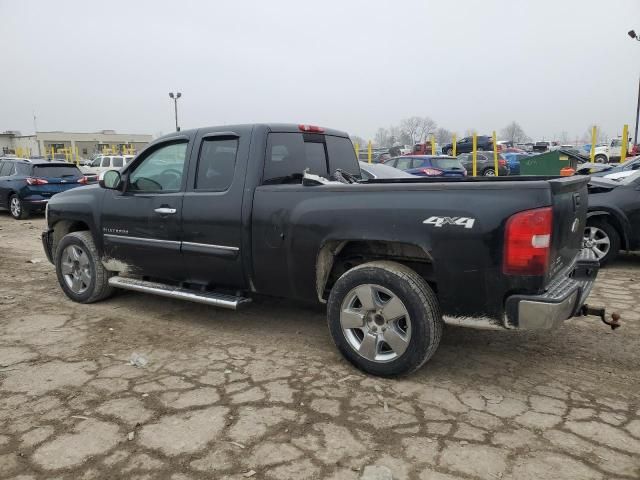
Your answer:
0;213;639;480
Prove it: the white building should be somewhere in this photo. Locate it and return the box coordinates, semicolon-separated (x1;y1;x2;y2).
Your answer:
0;130;153;158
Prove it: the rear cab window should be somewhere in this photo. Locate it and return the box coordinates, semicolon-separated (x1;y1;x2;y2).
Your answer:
263;132;360;185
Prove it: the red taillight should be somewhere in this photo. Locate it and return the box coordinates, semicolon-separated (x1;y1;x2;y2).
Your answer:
78;176;88;184
420;167;443;176
298;124;325;133
503;207;552;276
26;177;48;185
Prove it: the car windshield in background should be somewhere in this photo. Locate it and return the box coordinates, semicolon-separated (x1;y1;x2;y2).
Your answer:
618;169;640;185
432;158;464;169
33;165;81;177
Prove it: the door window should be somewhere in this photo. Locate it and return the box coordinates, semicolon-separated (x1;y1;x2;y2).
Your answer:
195;138;238;191
101;157;111;167
395;157;413;170
112;157;124;168
0;162;11;176
128;142;188;192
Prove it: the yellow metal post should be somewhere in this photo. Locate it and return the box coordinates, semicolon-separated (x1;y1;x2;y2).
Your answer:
452;134;456;157
354;143;359;159
431;135;436;155
590;126;597;162
492;131;499;176
621;124;629;163
367;141;372;164
472;134;478;176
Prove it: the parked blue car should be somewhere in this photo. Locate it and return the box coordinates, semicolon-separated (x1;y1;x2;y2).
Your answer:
0;158;87;219
384;155;467;177
501;152;530;175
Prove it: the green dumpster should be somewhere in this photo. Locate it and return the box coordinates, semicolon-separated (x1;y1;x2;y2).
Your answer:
519;150;578;175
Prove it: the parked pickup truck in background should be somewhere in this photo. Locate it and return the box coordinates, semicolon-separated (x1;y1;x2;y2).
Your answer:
42;123;605;376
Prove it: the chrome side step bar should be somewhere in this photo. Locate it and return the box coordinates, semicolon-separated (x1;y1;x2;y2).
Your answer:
108;277;251;310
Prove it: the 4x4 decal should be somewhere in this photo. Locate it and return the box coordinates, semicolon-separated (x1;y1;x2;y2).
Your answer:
423;216;476;229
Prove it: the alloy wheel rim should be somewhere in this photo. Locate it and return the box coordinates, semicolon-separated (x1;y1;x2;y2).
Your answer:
61;245;91;294
10;198;20;217
340;284;411;363
583;226;610;260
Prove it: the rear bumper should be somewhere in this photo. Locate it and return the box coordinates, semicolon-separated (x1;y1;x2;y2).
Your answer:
42;229;54;264
504;254;599;330
443;253;599;331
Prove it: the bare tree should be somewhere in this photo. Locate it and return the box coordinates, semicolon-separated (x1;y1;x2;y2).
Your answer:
417;117;438;142
435;127;453;145
559;131;570;144
464;128;478;137
400;117;423;145
350;135;366;148
374;128;390;147
500;121;529;144
585;125;607;144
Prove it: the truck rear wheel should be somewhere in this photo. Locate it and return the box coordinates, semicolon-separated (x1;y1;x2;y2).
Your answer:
327;261;442;377
55;231;114;303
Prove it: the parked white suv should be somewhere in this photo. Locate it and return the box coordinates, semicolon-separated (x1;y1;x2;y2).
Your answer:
80;155;134;179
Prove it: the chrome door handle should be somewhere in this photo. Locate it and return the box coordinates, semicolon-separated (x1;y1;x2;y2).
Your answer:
154;207;177;215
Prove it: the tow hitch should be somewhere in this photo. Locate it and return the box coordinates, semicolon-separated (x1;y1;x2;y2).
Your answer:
580;304;621;330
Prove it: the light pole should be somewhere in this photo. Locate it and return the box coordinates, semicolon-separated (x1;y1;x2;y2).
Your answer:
629;30;640;145
168;91;182;132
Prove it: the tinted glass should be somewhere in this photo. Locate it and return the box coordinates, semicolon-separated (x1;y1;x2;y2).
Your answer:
101;157;110;167
112;157;124;167
195;138;238;191
33;165;82;177
0;162;11;176
263;133;327;184
129;142;187;192
16;163;30;175
325;135;358;176
395;157;413;170
91;157;102;167
432;158;464;169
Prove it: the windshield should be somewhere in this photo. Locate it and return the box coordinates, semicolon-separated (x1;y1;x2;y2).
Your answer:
33;165;82;178
618;169;640;185
432;158;464;170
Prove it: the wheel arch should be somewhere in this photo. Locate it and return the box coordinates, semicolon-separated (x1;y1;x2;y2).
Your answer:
51;219;92;257
586;210;628;250
316;239;434;303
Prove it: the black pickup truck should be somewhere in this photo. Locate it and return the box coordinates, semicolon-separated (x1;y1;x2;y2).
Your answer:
42;123;603;376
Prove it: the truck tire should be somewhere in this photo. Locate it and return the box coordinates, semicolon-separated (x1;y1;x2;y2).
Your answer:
327;260;442;377
9;194;29;220
584;218;620;266
55;231;114;303
483;168;496;176
594;154;608;164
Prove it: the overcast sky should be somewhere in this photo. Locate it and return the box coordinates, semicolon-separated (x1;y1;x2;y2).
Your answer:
1;0;639;142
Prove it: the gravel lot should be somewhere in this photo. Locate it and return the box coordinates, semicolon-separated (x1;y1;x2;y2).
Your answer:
0;213;639;480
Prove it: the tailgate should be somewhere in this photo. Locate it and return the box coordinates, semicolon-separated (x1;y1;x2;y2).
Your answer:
547;176;589;278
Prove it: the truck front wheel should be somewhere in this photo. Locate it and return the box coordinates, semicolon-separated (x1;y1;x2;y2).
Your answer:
55;231;114;303
327;261;442;377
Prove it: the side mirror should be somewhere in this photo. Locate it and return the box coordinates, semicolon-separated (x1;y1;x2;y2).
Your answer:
99;170;122;190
